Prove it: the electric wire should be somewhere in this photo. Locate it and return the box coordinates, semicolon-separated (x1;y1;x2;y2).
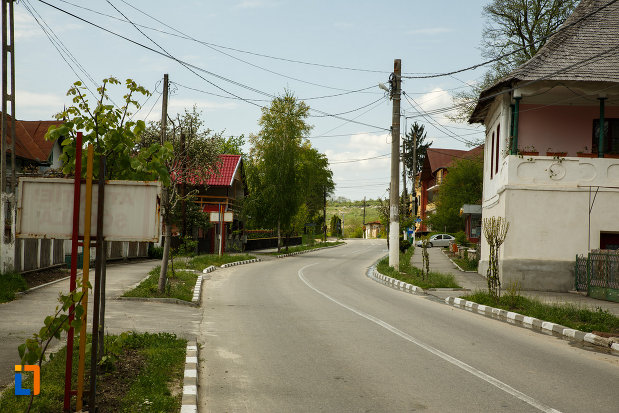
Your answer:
401;0;619;79
38;0;389;131
330;153;390;164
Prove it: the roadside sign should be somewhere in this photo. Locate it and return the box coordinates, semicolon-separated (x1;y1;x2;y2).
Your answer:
16;177;161;242
210;211;233;222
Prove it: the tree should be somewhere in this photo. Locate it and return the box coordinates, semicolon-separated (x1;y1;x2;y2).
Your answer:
46;77;172;182
141;106;221;291
245;91;312;251
450;0;578;122
425;157;483;233
403;121;432;180
216;134;245;155
483;216;510;301
297;143;335;231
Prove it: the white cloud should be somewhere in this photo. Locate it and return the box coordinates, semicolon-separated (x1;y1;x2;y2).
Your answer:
16;90;67;116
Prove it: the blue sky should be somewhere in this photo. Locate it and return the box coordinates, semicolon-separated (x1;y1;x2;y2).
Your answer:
15;0;489;200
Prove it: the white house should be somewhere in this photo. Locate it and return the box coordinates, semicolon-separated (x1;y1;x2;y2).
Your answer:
469;0;619;291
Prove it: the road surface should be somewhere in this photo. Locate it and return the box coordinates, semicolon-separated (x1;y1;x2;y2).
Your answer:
198;239;618;413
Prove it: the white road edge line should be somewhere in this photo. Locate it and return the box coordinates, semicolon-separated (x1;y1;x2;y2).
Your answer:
298;264;562;413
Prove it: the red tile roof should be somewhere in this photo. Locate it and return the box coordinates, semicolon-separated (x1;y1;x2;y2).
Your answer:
171;154;242;187
1;114;62;162
425;146;484;174
206;154;242;186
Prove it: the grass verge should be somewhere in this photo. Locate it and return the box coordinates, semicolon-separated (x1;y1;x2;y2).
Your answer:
0;271;28;303
376;248;461;289
0;332;186;412
185;253;256;269
461;290;619;334
267;241;345;255
451;256;479;272
122;266;198;302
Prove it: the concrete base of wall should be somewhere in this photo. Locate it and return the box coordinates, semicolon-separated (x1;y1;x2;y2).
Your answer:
479;258;574;292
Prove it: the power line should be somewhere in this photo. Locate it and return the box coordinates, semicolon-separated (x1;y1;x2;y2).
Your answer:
311;96;386;118
39;0;389;131
330;153;390;164
401;0;619;79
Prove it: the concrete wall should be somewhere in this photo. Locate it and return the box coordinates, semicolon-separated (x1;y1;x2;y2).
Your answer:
16;238;66;273
480;155;619;291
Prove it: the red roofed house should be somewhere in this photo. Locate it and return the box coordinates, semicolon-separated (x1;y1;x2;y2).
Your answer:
414;146;483;235
2;114;66;273
3;114;64;174
189;154;246;254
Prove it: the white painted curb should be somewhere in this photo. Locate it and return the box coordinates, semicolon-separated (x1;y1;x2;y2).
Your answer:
276;243;345;258
220;258;261;268
367;267;425;296
443;296;618;352
191;275;203;305
182;342;199;413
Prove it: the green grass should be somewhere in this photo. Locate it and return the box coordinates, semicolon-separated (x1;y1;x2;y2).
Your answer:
122;266;198;302
0;271;28;303
377;248;461;289
452;256;479;271
326;203;381;238
0;332;186;412
461;291;619;334
186;253;256;269
267;241;345;255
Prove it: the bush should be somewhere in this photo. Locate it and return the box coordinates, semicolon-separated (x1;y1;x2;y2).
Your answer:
350;227;364;238
148;244;163;259
454;231;469;247
399;238;411;253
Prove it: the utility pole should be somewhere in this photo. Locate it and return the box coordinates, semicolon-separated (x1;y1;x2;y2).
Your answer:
389;59;401;269
1;0;16;273
411;126;418;220
323;189;327;241
363;196;366;239
157;74;170;294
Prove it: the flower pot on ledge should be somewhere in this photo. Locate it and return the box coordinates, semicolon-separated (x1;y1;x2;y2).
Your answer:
604;153;619;159
518;151;539;156
546;151;567;157
577;152;597;158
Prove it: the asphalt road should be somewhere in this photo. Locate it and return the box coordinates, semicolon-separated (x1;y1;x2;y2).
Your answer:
198;239;619;413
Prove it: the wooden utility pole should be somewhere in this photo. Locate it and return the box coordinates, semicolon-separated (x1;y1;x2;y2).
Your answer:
158;74;170;293
323;189;327;241
389;59;401;269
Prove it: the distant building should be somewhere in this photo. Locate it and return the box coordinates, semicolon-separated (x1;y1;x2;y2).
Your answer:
363;221;383;239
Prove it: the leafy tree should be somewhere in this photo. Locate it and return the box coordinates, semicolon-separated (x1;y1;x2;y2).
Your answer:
450;0;578;122
141;106;221;292
245;91;312;251
403;121;432;179
46;77;172;182
217;134;246;155
426;157;483;233
297;143;335;227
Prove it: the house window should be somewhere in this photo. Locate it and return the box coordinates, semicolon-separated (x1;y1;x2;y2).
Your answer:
490;132;495;179
495;124;500;174
592;119;619;154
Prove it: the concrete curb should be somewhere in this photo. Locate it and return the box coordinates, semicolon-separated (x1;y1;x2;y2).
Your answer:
181;341;199;413
275;243;345;258
117;296;198;307
441;249;477;273
444;296;619;352
192;275;203;305
367;267;425;295
220;258;261;268
202;265;216;274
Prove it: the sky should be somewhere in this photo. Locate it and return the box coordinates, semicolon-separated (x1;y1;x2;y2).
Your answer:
14;0;490;200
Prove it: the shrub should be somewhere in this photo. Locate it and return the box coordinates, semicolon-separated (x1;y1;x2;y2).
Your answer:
454;231;469;247
148;244;163;259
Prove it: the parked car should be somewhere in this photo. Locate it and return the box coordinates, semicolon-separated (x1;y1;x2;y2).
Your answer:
415;234;455;248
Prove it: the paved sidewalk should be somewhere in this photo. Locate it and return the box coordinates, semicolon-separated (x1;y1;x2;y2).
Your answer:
0;260;201;392
411;247;619;316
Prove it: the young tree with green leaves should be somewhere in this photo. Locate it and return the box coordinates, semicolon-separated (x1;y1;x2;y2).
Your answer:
46;77;172;182
426;157;483;233
245;91;312;251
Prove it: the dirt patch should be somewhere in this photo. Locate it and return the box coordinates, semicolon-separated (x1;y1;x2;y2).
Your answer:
86;349;146;412
22;267;69;289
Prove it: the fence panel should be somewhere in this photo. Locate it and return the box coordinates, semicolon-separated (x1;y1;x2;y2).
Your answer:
575;250;619;291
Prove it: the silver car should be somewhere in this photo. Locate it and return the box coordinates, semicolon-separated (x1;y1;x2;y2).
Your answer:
415;234;455;248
